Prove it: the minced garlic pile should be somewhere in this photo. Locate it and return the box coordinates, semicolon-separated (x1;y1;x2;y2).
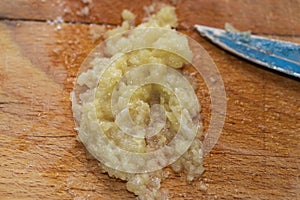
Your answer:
71;6;204;200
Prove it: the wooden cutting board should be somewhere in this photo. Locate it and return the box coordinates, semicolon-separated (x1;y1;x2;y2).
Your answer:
0;0;299;199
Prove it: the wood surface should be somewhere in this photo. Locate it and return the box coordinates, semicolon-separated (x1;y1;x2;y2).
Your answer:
0;0;299;199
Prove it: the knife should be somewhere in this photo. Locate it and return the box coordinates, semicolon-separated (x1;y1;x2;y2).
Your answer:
195;24;300;78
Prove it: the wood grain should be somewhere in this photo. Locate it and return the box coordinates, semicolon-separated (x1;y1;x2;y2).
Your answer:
1;0;300;34
0;0;299;199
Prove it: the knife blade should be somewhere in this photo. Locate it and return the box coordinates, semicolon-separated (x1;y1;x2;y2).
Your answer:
195;25;300;78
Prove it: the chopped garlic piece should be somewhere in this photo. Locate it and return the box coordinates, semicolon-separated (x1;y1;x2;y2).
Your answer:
71;5;204;200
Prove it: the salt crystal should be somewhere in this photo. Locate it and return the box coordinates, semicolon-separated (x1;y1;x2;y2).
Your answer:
76;6;90;16
199;183;208;191
209;76;216;83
